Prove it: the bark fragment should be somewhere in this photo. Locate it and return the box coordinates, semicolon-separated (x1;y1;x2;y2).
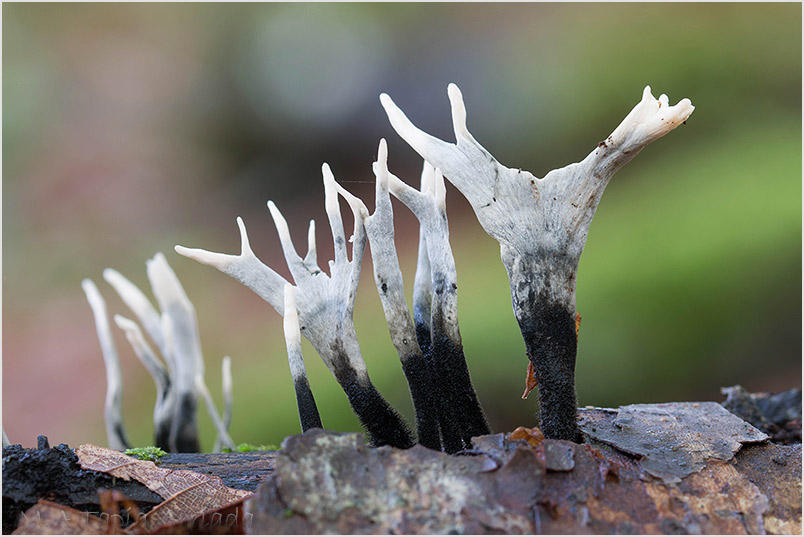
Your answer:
247;405;798;535
578;402;768;483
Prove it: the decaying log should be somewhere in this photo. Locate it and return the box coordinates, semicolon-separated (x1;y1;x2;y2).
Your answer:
247;405;800;535
3;398;801;534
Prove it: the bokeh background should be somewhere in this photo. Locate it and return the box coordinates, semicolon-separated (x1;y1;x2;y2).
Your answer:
3;3;801;451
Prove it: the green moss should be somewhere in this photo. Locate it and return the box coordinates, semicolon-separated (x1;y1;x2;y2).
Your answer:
124;446;167;462
222;442;278;453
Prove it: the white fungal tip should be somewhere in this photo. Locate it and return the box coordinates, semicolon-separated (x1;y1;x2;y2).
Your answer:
374;139;390;191
433;167;447;208
609;85;695;148
421;161;436;193
147;252;191;311
113;314;139;332
307;220;316;246
102;267;123;286
174;245;230;270
234;216;255;257
267;201;294;244
81;278;97;295
81;278;107;315
322;163;340;215
447;83;469;140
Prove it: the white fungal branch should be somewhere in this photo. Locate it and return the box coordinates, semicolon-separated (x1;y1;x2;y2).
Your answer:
381;84;694;310
213;356;234;453
81;279;130;451
381;83;693;442
86;253;236;452
329;140;419;360
113;315;171;430
413;217;433;340
176;167;370;383
175;217;288;314
283;284;323;431
331;140;449;450
283;284;307;384
382;160;461;344
176;165;415;448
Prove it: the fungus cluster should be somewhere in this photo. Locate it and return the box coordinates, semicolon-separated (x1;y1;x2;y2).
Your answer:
85;84;693;452
82;254;234;452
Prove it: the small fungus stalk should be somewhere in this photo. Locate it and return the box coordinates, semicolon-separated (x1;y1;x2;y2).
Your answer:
213;356;234;453
381;84;694;441
176;168;414;449
94;253;236;453
381;156;490;450
283;284;323;432
81;279;131;451
331;139;443;451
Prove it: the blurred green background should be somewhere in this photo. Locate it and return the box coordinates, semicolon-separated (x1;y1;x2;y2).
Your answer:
3;3;801;451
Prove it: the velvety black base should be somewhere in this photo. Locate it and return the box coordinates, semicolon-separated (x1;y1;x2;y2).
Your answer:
169;393;201;453
341;378;415;449
294;377;323;432
112;423;131;451
155;420;171;453
401;352;443;451
515;294;582;442
331;346;415;449
416;321;463;453
415;320;491;453
431;331;491;446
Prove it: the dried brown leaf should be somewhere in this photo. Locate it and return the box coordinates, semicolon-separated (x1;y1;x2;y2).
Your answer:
507;426;545;448
521;361;538;399
12;499;111;535
75;444;252;534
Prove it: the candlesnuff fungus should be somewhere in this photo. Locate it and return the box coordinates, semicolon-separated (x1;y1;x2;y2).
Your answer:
83;253;235;452
84;83;693;453
282;283;323;432
332;139;489;452
81;279;131;451
380;84;694;441
176;169;415;449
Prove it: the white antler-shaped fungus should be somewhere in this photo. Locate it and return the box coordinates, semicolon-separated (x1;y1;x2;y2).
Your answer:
282;283;323;432
81;279;131;451
382;157;490;448
85;253;236;452
176;168;415;448
381;84;694;441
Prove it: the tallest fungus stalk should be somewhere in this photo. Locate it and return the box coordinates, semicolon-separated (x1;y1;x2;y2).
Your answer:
381;84;694;441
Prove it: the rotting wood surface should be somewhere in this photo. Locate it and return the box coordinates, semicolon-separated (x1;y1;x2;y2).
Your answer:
247;405;800;535
3;400;801;534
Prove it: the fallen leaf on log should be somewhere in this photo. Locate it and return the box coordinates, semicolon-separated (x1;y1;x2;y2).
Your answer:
75;444;252;533
507;426;544;447
12;499;109;535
